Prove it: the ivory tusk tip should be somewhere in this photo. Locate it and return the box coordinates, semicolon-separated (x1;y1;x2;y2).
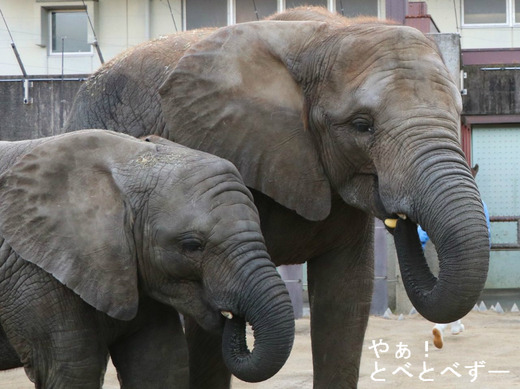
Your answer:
384;218;398;229
397;213;407;220
221;311;233;320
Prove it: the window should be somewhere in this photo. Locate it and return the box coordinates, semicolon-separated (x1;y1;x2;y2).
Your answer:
462;0;520;26
335;0;378;17
184;0;378;29
50;10;91;54
236;0;278;23
186;0;228;30
285;0;327;8
463;0;507;25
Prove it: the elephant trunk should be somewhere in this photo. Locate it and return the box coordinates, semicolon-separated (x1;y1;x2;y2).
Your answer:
219;257;295;382
393;154;490;323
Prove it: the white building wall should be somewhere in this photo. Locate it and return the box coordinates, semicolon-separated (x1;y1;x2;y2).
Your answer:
424;0;520;50
8;0;516;76
1;0;386;76
0;0;181;76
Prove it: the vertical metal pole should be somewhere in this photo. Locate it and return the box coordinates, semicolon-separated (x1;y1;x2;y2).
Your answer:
61;37;65;78
0;6;32;103
0;8;28;77
371;219;389;316
166;0;179;31
60;37;65;130
277;0;285;13
82;0;105;64
23;79;32;105
252;0;260;20
339;0;345;15
92;42;104;64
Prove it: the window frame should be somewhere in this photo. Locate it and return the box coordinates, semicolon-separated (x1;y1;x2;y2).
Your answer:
514;0;520;26
182;0;379;29
461;0;514;28
46;7;93;57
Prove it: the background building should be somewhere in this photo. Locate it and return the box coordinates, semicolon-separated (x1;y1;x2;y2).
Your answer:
1;0;519;314
0;0;382;76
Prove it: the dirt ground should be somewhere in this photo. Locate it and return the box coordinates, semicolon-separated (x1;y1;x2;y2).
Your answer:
1;310;519;388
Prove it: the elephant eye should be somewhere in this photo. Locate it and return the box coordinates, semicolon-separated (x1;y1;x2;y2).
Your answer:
352;119;374;133
181;238;204;253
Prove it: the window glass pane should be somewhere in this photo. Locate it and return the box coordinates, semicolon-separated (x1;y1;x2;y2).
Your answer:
51;11;90;53
186;0;227;29
516;0;520;23
286;0;327;9
336;0;377;17
236;0;278;23
464;0;507;24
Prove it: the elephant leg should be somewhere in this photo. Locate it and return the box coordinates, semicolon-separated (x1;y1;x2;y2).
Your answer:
4;319;109;389
184;316;231;389
0;324;22;370
109;301;189;389
307;217;374;388
26;332;109;389
0;263;110;388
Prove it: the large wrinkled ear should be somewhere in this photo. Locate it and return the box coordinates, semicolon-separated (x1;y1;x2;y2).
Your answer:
0;131;147;321
159;21;331;221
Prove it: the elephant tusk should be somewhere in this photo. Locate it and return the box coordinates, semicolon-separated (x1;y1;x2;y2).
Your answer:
221;311;233;320
397;213;407;220
384;218;398;229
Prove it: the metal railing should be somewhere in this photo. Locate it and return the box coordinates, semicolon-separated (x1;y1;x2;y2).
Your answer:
490;216;520;250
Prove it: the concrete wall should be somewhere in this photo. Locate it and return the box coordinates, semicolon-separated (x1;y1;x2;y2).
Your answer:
430;33;461;87
463;66;520;116
0;76;85;140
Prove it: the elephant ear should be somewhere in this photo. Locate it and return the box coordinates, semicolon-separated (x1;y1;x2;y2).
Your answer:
159;21;331;221
0;131;145;321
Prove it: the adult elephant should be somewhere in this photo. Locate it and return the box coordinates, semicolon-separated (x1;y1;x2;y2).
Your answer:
65;7;490;388
0;131;294;388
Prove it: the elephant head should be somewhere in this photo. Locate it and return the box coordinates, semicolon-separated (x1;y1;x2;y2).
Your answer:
0;130;294;382
158;19;489;323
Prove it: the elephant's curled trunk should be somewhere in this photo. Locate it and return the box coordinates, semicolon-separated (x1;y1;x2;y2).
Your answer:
393;170;490;323
221;265;295;382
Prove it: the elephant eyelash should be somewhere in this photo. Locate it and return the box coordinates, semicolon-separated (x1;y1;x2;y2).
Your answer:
182;241;204;253
179;235;205;253
351;117;375;134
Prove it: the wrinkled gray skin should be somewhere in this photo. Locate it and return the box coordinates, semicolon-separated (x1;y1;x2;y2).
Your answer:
0;130;294;388
65;7;490;388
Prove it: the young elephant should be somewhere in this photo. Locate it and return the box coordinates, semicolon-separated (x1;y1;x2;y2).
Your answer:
0;130;294;388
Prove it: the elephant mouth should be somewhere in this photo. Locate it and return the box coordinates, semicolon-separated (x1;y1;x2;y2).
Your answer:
383;213;412;234
356;173;390;220
357;174;417;228
191;307;240;335
150;282;227;333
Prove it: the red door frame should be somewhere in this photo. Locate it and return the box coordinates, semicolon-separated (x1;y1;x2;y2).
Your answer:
461;122;472;165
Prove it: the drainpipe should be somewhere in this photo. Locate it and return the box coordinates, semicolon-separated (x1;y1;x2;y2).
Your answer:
277;0;285;13
227;0;235;25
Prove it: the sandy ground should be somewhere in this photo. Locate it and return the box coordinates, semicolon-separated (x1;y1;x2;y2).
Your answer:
1;310;519;388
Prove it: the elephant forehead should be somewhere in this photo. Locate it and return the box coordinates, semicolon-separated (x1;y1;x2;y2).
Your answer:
331;25;446;86
147;157;253;209
327;51;459;117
